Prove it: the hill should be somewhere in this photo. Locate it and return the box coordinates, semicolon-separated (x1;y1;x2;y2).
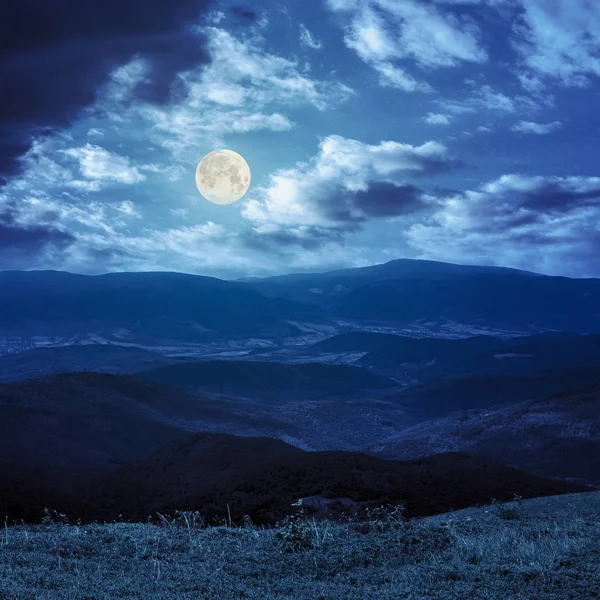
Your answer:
136;360;398;402
0;344;179;382
332;275;600;332
366;382;600;487
0;372;207;493
238;259;600;332
1;264;600;357
383;366;600;419
0;270;324;344
243;258;537;284
79;432;593;527
311;332;600;386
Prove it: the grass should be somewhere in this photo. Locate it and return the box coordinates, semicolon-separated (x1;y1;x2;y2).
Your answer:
0;496;598;600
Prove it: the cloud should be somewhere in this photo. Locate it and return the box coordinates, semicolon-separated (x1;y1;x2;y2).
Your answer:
374;63;432;92
407;174;600;276
512;0;600;87
129;27;353;155
425;113;452;125
170;208;189;218
326;0;487;90
87;128;104;138
511;120;562;135
435;84;547;122
241;134;461;243
195;28;351;110
0;0;217;182
206;11;226;25
114;200;142;219
0;21;362;276
62;144;146;186
0;199;75;267
299;24;323;49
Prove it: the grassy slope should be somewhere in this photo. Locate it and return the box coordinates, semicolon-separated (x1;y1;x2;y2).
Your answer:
1;491;598;599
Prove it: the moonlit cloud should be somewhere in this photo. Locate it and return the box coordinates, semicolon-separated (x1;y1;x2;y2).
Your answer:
326;0;487;91
1;0;599;278
242;134;461;235
513;0;600;87
511;120;562;135
62;144;146;185
407;174;600;277
120;27;353;156
425;113;452;125
299;24;323;49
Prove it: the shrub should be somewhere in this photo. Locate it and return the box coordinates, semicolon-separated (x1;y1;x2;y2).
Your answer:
364;503;407;532
41;508;71;526
274;500;333;552
489;494;523;521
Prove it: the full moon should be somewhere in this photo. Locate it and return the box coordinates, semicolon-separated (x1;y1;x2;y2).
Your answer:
195;149;251;205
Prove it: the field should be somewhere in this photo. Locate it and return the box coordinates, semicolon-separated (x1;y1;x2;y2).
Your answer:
1;491;598;600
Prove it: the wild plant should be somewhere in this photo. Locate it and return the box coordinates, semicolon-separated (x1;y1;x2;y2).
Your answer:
274;500;333;552
489;494;524;520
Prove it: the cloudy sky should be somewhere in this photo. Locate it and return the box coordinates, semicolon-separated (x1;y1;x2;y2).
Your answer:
1;0;600;279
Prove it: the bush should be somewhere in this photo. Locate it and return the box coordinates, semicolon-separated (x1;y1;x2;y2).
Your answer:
41;508;72;526
274;500;333;552
490;494;523;521
363;503;407;532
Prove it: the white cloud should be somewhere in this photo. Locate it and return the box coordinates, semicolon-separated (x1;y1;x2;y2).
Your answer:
375;62;433;92
105;58;150;104
513;0;600;87
516;71;545;93
407;174;600;276
511;120;562;135
124;27;353;155
62;144;146;186
113;200;142;218
326;0;487;91
139;163;185;182
242;134;458;231
87;128;104;137
170;208;189;218
299;24;323;49
425;113;452;125
476;85;515;111
195;28;352;110
13;193;120;235
206;10;226;24
436;84;542;116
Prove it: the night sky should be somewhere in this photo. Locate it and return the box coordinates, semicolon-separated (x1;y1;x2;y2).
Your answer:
1;0;599;279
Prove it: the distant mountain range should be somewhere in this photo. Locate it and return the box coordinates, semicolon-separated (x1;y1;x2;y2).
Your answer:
0;269;323;345
1;258;599;529
238;258;537;284
1;259;599;353
239;259;600;332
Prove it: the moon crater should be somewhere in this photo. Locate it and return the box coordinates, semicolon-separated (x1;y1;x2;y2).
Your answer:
195;149;251;204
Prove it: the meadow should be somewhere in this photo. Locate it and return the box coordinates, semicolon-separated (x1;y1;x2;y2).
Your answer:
1;492;598;599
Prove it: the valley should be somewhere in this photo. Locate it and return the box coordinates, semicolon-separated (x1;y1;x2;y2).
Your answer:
0;259;599;531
